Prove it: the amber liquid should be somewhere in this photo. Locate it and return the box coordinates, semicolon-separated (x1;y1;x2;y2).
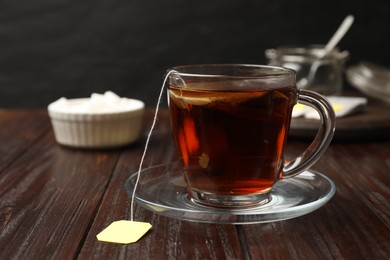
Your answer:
168;83;295;196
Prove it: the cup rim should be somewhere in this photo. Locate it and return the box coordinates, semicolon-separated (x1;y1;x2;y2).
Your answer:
167;64;295;79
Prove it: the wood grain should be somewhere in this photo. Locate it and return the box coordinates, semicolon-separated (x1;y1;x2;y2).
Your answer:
0;110;122;258
241;141;390;259
0;109;50;171
77;109;244;259
0;109;389;259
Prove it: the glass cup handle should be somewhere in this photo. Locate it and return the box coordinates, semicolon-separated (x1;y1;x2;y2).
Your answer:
283;90;336;178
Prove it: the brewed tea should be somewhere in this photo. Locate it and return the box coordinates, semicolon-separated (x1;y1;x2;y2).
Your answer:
168;83;295;196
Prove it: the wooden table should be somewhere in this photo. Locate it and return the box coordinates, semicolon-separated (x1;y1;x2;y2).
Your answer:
0;108;389;259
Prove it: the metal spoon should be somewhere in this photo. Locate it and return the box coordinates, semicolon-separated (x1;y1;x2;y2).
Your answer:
297;15;355;89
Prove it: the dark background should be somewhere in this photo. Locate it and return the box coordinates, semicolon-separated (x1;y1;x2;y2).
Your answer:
1;0;389;108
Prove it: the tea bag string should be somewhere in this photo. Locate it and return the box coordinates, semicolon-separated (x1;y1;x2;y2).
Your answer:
130;69;181;222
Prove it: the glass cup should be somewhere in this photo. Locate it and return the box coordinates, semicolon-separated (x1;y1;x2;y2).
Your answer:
167;64;335;208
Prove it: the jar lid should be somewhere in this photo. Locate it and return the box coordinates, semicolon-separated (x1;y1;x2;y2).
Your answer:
346;62;390;103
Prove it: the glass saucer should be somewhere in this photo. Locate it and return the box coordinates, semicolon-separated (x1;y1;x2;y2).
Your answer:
125;162;336;224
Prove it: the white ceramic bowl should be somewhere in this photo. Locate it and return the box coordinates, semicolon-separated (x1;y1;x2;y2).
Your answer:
48;98;145;148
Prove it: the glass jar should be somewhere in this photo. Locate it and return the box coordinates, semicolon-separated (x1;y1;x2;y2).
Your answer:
265;45;349;95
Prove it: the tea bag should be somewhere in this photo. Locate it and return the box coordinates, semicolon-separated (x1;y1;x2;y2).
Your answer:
97;220;152;244
96;71;175;244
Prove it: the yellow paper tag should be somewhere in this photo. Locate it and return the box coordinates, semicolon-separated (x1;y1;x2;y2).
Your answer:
96;220;152;244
